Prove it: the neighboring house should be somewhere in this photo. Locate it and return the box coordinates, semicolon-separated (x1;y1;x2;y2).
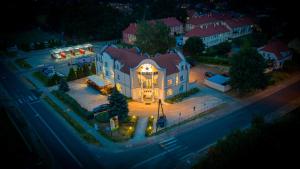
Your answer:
184;25;231;47
204;74;231;92
184;12;254;47
122;17;184;44
258;40;293;70
95;45;190;103
185;13;231;32
223;17;254;38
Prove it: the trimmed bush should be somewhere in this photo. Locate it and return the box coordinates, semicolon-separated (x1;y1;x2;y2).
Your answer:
145;116;155;137
165;88;200;104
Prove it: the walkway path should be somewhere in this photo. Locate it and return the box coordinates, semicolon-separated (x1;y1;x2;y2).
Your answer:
131;117;147;143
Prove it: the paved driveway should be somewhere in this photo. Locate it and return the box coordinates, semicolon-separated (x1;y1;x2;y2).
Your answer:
67;78;108;111
189;64;229;84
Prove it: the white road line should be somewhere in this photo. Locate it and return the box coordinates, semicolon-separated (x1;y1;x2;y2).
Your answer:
160;139;177;147
131;151;169;169
163;142;178;150
179;152;193;161
159;137;175;144
27;104;84;168
31;94;37;100
18;98;23;104
196;142;216;154
166;145;182;152
28;95;33;101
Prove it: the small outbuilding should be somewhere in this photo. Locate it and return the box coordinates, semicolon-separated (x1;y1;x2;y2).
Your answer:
204;74;231;92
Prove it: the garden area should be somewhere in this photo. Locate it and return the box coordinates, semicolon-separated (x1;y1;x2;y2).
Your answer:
96;114;138;142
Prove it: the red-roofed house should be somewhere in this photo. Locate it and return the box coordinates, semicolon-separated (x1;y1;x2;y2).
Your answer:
185;13;231;32
184;25;231;47
95;45;190;102
122;17;184;45
223;17;254;38
258;40;293;70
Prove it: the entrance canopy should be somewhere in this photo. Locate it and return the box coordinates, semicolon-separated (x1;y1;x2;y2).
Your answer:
87;75;105;87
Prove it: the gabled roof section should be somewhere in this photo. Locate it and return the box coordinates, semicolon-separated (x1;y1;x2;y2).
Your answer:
224;17;253;28
151;52;182;75
260;40;291;60
103;46;146;74
185;25;230;37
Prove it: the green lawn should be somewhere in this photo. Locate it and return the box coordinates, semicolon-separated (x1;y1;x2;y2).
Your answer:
32;71;49;86
15;58;32;69
43;96;100;145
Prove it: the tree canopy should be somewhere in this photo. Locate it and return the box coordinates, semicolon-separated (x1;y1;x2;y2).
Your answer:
135;21;176;55
108;87;128;121
183;37;205;57
229;47;269;94
58;78;70;92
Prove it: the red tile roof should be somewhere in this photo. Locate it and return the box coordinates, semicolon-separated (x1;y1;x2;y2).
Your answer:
123;23;137;34
103;46;183;75
105;46;146;74
123;17;182;35
152;53;182;75
186;13;231;25
185;25;230;37
260;40;291;60
224;17;253;28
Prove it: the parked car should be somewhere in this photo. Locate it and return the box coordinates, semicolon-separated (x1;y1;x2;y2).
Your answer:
205;71;215;78
93;104;109;113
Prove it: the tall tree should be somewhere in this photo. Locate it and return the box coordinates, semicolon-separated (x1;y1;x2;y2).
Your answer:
90;63;96;74
183;37;205;57
135;21;175;55
108;87;128;121
67;67;77;81
229;47;269;94
83;64;91;76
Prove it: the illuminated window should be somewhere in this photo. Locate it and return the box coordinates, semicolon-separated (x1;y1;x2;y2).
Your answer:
168;79;173;86
167;89;173;96
116;83;122;92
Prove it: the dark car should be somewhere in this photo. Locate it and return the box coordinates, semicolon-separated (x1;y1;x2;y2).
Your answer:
205;71;215;78
93;104;109;113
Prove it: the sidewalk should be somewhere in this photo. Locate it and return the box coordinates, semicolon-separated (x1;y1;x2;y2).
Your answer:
130;117;147;143
122;74;300;148
43;92;118;149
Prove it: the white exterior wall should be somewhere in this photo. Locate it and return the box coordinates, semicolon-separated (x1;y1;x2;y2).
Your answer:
204;79;231;92
258;49;292;70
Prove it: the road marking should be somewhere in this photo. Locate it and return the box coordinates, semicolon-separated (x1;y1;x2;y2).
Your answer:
160;139;177;147
27;104;84;168
196;142;216;154
159;137;175;144
18;98;23;104
179;152;193;161
28;95;34;101
166;145;182;152
131;151;169;169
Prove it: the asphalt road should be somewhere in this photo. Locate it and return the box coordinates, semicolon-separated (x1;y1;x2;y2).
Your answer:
102;80;300;169
1;60;300;169
0;63;103;169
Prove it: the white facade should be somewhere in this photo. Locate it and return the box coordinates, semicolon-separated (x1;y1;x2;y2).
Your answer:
257;49;292;70
96;46;190;103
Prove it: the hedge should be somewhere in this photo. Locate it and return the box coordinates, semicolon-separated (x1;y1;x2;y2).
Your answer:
165;88;200;104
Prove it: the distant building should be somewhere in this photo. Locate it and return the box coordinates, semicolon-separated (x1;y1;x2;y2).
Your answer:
122;17;184;44
95;45;190;102
184;25;231;47
184;12;254;47
258;40;293;70
223;17;254;38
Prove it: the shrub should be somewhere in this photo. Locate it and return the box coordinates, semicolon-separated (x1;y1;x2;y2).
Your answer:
165;88;200;104
145;116;155;137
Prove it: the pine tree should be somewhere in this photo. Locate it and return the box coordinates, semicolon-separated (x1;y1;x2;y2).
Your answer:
83;64;91;76
58;78;70;92
76;66;84;79
67;67;77;81
91;63;96;74
108;87;128;121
